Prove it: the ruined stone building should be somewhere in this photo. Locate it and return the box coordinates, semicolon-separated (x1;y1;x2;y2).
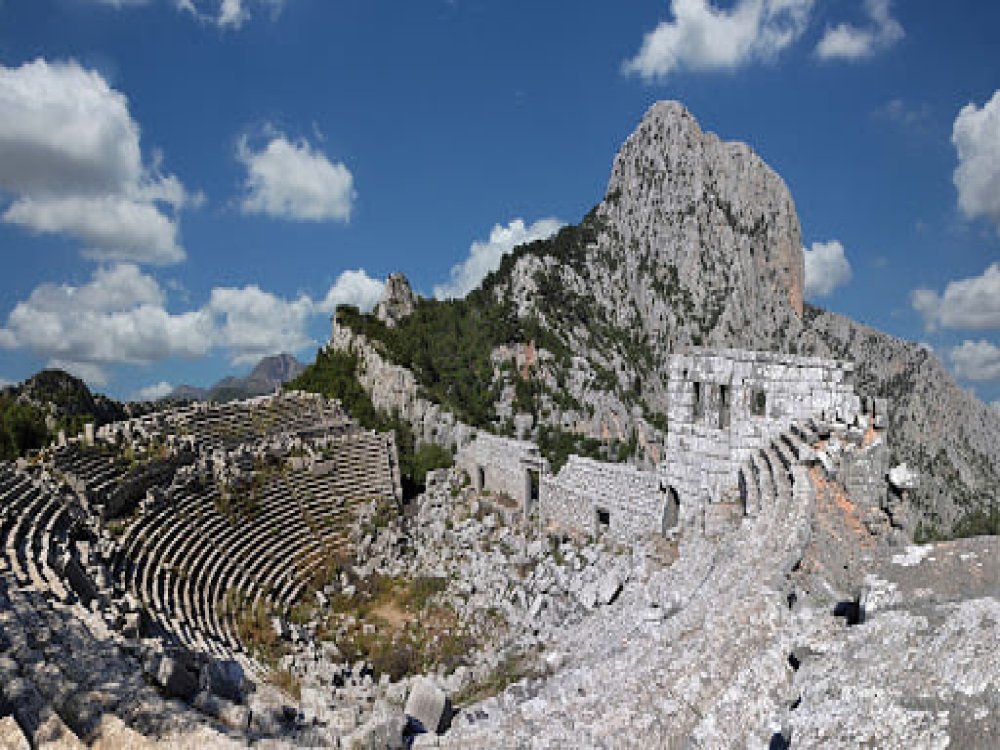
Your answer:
455;433;548;515
660;348;862;530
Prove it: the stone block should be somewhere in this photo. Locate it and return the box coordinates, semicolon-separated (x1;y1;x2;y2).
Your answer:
200;658;245;703
596;570;622;606
404;677;448;735
0;716;29;750
148;653;199;700
888;463;919;491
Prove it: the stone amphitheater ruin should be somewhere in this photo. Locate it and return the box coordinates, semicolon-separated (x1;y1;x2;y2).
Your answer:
0;347;997;748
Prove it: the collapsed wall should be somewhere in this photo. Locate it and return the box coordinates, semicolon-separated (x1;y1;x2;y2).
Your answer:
660;348;862;530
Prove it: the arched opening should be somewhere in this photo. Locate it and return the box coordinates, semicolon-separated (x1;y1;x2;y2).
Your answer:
661;485;680;534
475;465;485;491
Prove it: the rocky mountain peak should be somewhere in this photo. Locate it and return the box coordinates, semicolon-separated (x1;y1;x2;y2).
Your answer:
375;272;418;328
603;99;804;318
250;353;304;386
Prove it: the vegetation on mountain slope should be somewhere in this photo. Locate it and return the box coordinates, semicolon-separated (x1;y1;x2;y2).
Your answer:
286;348;452;497
0;370;131;460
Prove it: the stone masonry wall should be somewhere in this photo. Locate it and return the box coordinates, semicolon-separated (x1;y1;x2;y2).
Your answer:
661;348;861;529
540;456;672;544
456;433;548;513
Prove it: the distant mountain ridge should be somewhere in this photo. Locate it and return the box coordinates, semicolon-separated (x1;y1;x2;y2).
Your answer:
168;353;305;403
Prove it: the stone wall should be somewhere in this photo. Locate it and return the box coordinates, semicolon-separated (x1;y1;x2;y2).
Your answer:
539;456;673;543
661;348;861;528
456;433;548;514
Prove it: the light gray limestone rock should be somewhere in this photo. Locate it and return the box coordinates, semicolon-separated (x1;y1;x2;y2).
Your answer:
375;273;418;328
404;677;448;734
888;463;919;491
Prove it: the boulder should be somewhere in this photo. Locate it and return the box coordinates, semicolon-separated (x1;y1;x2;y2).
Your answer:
147;653;199;700
200;659;246;703
596;570;622;606
888;463;919;491
404;677;448;735
576;581;598;610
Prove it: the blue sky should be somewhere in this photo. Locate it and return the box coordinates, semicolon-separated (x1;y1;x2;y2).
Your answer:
0;0;998;405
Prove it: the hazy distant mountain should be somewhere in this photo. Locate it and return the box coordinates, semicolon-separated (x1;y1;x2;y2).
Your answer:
169;353;305;403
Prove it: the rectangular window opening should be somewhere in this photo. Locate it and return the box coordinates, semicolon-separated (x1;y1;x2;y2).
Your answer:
596;507;611;532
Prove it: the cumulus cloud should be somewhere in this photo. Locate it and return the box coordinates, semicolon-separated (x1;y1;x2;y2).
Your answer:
912;263;1000;331
0;264;323;382
206;286;314;364
953;90;1000;232
315;269;385;314
131;381;174;402
803;240;852;298
434;218;563;300
4;195;184;265
0;58;194;265
0;261;399;383
237;132;355;222
950;340;1000;382
623;0;813;81
0;265;213;384
816;0;903;61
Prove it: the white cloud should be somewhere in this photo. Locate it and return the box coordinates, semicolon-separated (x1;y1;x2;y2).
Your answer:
953;90;1000;232
0;265;213;384
237;132;355;222
0;263;323;381
148;0;289;28
803;240;852;298
950;340;1000;382
0;58;193;265
816;0;903;61
0;377;14;389
131;381;174;402
4;195;184;265
912;263;1000;331
316;269;385;314
623;0;813;81
434;218;564;300
206;285;314;364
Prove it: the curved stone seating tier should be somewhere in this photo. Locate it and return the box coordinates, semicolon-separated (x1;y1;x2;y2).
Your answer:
115;430;396;661
151;392;353;452
0;475;77;606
